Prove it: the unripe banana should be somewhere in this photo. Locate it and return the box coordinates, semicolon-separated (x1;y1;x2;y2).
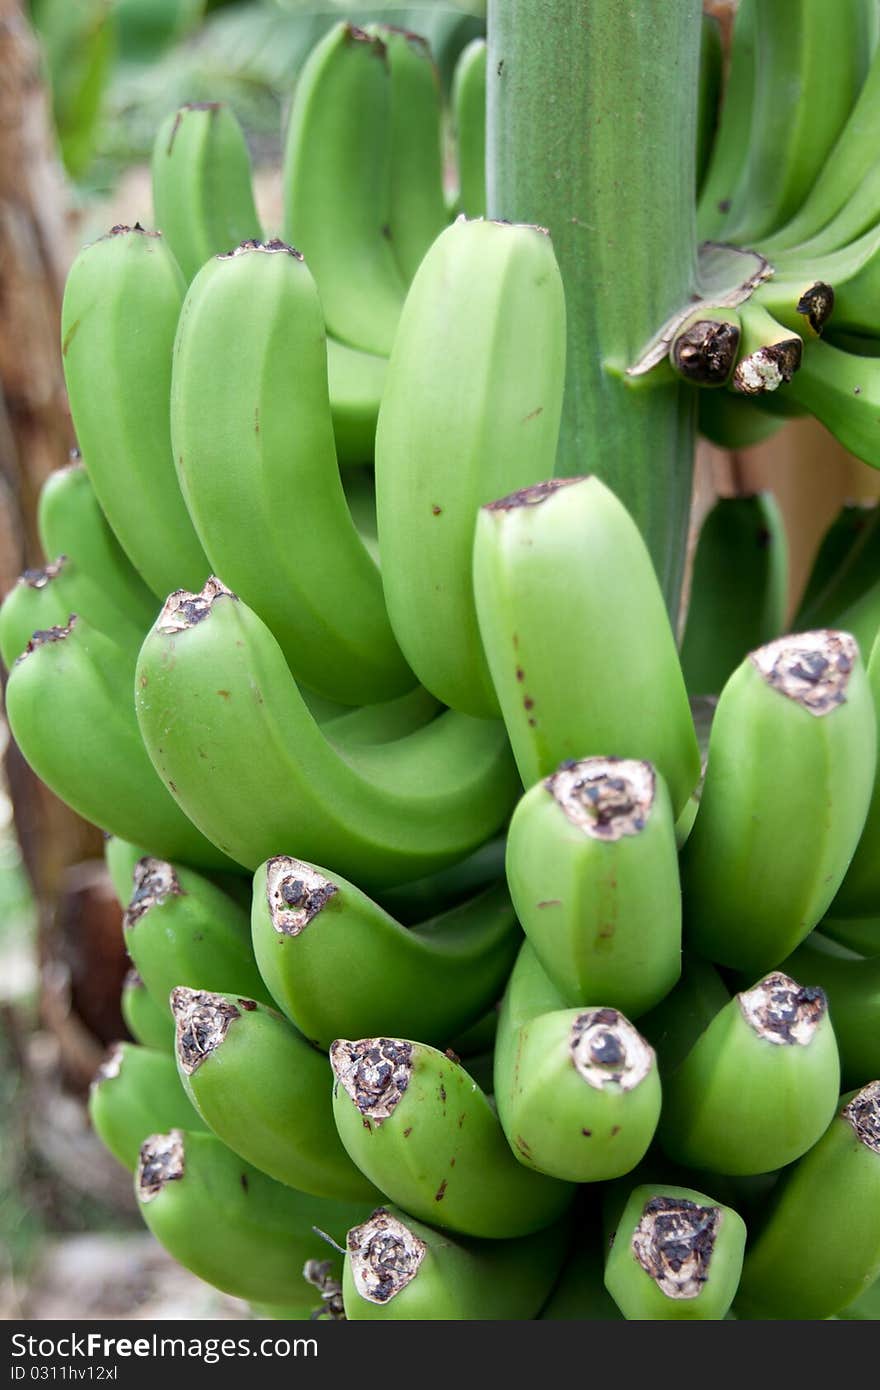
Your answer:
326;339;386;467
88;1042;204;1171
695;12;722;197
729;303;803;397
795;502;880;633
451;38;487;217
668;307;741;387
343;1204;569;1320
170;988;376;1202
104;835;150;905
0;555;144;670
135;579;518;888
121;968;173;1053
735;1082;880;1319
680;630;877;974
494;942;662;1183
123;857;270;1007
679;493;788;697
60;225;210;597
151;102;262;283
780;934;880;1088
37;456;157;632
604;1183;747;1320
250;857;519;1050
838;1273;880;1321
697;388;784;451
659;971;840;1175
135;1128;371;1304
539;1214;624;1319
822;914;880;956
770;338;880;470
330;1037;574;1238
5;616;230;870
473;475;700;815
280;22;406;356
171;239;412;703
638;954;730;1076
375;835;506;925
505;757;681;1016
696;0;756;240
376;216;566;717
366;25;447;284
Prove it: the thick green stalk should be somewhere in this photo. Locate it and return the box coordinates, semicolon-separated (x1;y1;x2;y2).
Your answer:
486;0;700;612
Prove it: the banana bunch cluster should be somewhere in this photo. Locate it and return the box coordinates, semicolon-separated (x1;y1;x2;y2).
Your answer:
665;0;880;460
5;15;880;1321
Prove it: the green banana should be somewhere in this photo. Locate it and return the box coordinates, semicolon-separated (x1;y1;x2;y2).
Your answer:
0;554;145;670
366;25;447;284
60;224;210;598
697;388;784;450
659;971;840;1175
151;102;262;284
838;1273;880;1321
170;988;376;1202
36;456;157;632
250;857;520;1051
375;216;566;718
104;835;150;905
472;475;700;816
729;302;803;397
5;615;231;869
696;0;757;240
89;1042;204;1171
451;37;487;217
375;835;506;925
330;1037;574;1238
493;942;662;1183
135;579;518;888
605;1183;747;1320
135;1128;371;1305
780;934;880;1088
326;339;386;468
343;1204;569;1320
821;914;880;956
735;1082;880;1319
832;631;880;917
121;968;173;1053
668;307;741;387
794;502;880;632
720;0;871;244
320;685;440;748
760;33;880;256
171;239;413;704
638;954;731;1077
680;630;877;974
760;337;880;469
505;757;681;1017
539;1209;624;1319
123;856;271;1007
280;22;406;356
679;493;788;697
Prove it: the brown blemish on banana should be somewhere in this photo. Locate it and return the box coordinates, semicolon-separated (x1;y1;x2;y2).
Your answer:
732;338;802;395
570;1009;655;1091
347;1209;426;1304
547;758;655;840
123;966;145;992
124;857;183;929
106;223;161;240
738;972;826;1045
19;557;66;589
843;1081;880;1153
330;1038;412;1124
631;1195;720;1299
171;988;241;1075
797;282;834;336
751;630;856;715
16;617;77;662
157;576;236;633
137;1130;185;1202
266;857;338;936
218;238;304;261
672;318;740;385
91;1043;124;1090
343;23;387;61
484;477;582;511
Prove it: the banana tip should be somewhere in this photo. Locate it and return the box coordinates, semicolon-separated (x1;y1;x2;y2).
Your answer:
330;1038;412;1124
137;1130;185;1202
266;858;338;936
631;1195;720;1300
347;1208;426;1304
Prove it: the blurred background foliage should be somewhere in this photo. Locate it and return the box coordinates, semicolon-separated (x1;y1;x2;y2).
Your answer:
28;0;486;195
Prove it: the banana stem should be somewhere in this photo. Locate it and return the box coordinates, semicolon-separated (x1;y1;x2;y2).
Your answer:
486;0;701;614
